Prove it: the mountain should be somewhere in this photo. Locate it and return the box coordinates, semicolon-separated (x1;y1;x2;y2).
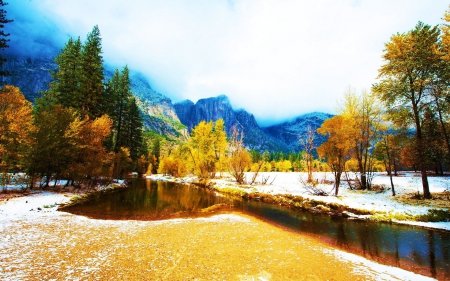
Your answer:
262;112;334;152
2;54;332;153
2;55;53;102
2;54;187;140
174;95;291;152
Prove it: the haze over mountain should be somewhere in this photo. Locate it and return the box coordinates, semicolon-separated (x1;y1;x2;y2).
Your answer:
3;50;332;152
2;2;335;152
5;0;449;126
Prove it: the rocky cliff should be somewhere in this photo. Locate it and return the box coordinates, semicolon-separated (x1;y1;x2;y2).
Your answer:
2;55;54;102
174;95;288;152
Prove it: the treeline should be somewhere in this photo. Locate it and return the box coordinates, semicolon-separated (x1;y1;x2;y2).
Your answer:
2;8;450;198
156;7;450;199
0;26;147;188
317;9;450;198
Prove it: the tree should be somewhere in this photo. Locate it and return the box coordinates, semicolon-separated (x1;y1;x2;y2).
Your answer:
372;22;442;199
317;115;355;196
104;67;131;152
44;26;104;119
125;96;145;164
0;0;12;77
46;37;82;109
374;127;396;196
79;25;104;118
64;115;113;185
339;88;384;190
227;127;252;184
186;119;227;179
26;105;78;188
299;126;316;182
0;86;33;173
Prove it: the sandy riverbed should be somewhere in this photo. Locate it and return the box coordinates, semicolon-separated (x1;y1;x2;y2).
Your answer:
0;191;437;280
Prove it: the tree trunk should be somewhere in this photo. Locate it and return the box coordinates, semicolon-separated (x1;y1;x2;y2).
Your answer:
411;92;431;198
335;172;341;196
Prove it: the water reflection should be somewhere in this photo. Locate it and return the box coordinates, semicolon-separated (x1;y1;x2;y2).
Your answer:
63;179;450;279
235;198;450;279
62;180;232;220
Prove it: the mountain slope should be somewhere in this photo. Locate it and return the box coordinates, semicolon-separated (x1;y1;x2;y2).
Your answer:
174;95;289;152
262;112;334;152
3;55;187;140
3;54;332;153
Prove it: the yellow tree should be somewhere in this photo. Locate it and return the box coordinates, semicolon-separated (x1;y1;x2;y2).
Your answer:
212;119;227;175
338;87;384;190
317;115;355;196
187;119;227;179
227;127;252;184
0;86;34;173
372;22;442;198
65;115;113;185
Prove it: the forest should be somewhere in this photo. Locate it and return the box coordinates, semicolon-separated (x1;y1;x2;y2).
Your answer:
1;5;450;201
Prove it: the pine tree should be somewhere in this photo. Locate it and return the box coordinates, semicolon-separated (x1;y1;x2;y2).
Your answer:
127;97;144;161
0;0;12;77
46;37;82;108
104;66;132;153
79;25;104;118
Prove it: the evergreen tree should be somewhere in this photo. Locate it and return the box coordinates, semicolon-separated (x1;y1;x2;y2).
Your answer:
0;0;12;77
79;25;104;118
43;26;104;119
104;66;132;152
46;37;82;108
126;96;144;162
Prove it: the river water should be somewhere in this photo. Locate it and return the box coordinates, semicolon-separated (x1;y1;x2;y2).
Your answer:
62;179;450;279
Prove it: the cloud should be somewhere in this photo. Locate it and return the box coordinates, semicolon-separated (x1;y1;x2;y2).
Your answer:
5;0;450;126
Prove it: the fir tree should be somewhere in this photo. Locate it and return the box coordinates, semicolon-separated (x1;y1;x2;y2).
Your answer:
79;25;104;118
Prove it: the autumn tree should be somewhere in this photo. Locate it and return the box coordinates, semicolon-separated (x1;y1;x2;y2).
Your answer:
227;127;252;184
339;88;384;190
0;86;33;174
373;22;442;198
64;115;113;185
186;119;227;180
317;115;355;196
158;147;187;177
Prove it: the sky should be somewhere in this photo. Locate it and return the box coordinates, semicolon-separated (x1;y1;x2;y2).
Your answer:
5;0;450;126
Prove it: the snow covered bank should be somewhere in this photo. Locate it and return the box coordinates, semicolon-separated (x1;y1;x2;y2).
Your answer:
147;172;450;231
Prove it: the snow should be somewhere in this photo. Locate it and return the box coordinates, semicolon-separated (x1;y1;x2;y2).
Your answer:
148;171;450;231
0;191;439;281
324;249;437;281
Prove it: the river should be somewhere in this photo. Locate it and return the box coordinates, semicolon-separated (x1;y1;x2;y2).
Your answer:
61;179;450;279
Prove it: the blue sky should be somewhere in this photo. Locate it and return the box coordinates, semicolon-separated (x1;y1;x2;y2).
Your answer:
6;0;449;126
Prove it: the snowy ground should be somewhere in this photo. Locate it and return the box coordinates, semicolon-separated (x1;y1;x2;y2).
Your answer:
148;171;450;231
0;191;438;280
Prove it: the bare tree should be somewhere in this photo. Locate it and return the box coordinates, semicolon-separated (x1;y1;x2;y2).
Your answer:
299;125;316;183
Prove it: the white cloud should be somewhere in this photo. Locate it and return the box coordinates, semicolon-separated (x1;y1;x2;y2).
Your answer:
31;0;450;125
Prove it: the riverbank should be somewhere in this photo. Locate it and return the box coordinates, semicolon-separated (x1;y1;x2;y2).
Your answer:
147;172;450;232
0;191;437;280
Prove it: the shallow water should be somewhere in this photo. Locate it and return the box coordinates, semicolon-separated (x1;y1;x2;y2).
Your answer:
63;179;450;279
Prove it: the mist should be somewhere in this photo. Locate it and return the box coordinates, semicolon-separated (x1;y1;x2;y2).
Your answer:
3;0;449;126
